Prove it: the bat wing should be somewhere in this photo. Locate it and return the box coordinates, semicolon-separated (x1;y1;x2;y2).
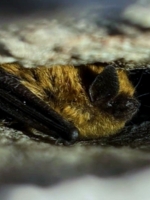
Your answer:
0;68;79;143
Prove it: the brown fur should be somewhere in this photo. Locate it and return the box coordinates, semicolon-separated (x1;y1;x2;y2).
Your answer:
0;63;135;139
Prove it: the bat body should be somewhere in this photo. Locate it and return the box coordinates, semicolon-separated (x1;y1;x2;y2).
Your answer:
0;63;139;143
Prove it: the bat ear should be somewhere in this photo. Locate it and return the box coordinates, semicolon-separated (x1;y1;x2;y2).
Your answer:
89;65;119;102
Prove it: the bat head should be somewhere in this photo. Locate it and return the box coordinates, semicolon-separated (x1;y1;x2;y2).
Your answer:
89;65;140;122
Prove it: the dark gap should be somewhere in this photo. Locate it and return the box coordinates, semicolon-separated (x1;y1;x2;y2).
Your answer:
74;64;97;95
127;68;150;125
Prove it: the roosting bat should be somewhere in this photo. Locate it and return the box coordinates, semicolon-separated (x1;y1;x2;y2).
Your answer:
0;63;140;144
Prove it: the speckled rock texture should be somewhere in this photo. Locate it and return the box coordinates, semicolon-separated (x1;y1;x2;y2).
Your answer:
0;0;150;199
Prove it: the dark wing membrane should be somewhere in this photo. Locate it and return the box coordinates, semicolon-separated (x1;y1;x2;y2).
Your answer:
0;68;78;142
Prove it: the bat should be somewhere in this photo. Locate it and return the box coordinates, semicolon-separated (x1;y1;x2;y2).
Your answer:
0;62;140;144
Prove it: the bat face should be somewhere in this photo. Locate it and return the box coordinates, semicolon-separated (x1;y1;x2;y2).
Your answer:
0;63;140;143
